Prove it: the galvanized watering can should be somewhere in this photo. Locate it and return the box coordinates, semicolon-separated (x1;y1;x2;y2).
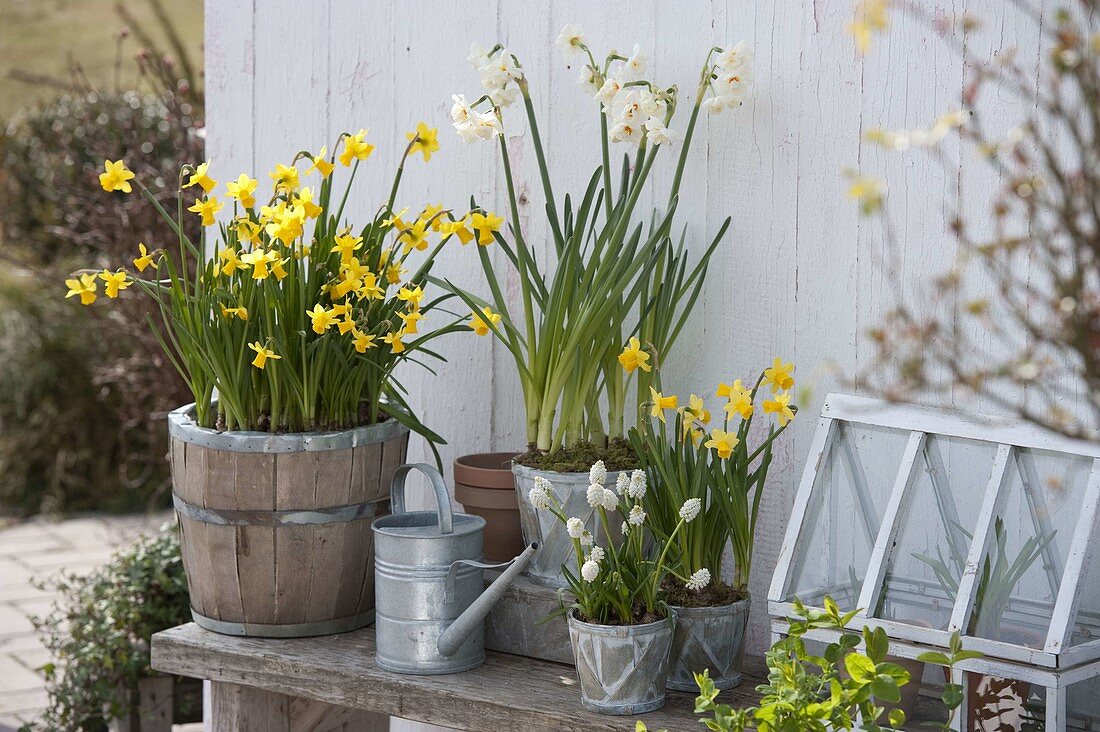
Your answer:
372;463;538;674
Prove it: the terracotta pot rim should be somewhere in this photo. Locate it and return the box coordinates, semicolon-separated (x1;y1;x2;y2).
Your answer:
455;482;519;510
454;452;521;489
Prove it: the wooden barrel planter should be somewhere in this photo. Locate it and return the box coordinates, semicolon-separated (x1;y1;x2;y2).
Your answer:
168;404;409;638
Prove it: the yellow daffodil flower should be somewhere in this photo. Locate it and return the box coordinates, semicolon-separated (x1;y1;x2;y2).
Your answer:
264;204;305;244
188;196;224;226
331;232;364;264
294;187;323;219
271;256;290;281
331;301;351;318
99;159;134;193
382;207;409;230
718;379;754;418
98;269;132;299
233;218;262;244
420;203;446;231
385;260;406;285
383;329;406;353
351;328;377;353
133;242;157;272
218;247;245;277
64;273;98;305
407;122;440;162
617;337;652;374
846;172;884;214
240;248;278;280
269;163;300;192
337;312;357;335
649;387;678;423
440;216;474;245
470;211;503;245
469;306;501;336
763;391;796;427
339;129;375;167
185;161;218;193
306;146;334;178
686;394;711;424
307;304;337;334
846;0;888;54
248;341;281;369
399;310;423;334
219;304;249;321
357;272;384;300
398;218;430;254
762;357;795;393
225;173;258;208
704;428;740;459
397;285;424;310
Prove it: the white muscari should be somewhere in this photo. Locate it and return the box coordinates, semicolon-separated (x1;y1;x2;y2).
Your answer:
528;477;552;509
581;559;600;582
680;497;702;522
587;545;605;563
621;520;630;535
566;517;585;539
628;504;646;526
589;460;607;486
615;472;630;496
686;568;711;591
627;469;647;499
598;487;619;511
586;483;604;508
580;530;594;549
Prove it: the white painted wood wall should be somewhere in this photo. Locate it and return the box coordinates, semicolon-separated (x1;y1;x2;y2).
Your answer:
204;2;1057;725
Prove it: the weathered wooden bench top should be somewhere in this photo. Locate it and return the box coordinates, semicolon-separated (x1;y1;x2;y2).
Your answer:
152;623;765;731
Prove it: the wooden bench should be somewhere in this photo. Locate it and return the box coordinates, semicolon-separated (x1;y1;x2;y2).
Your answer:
152;623;765;731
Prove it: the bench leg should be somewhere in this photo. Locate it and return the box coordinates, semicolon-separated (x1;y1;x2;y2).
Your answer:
210;681;389;731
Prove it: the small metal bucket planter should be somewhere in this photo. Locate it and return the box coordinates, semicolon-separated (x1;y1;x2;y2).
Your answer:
666;597;750;692
567;610;675;715
513;463;625;588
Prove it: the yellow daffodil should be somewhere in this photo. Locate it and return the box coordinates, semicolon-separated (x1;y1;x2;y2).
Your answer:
357;272;385;300
225;173;258;208
331;301;351;318
397;284;424;310
704;428;740;459
469;306;501;336
133;242;157;272
332;270;361;299
248;341;281;369
407;122;440;162
98;269;132;299
420;203;446;231
188;196;224;226
269;163;300;192
470;211;503;245
351;328;376;353
385;260;406;285
233;218;262;244
264;203;305;244
337;312;357;335
440;216;474;245
306;146;334;178
399;310;423;334
240;248;278;280
649;387;678;423
846;0;888;54
717;378;754;418
382;207;409;229
339;129;375;166
219;304;249;321
762;357;795;393
271;257;290;281
331;232;364;264
98;159;134;193
618;337;652;373
185;161;218;193
683;424;705;446
64;273;98;305
294;187;323;219
383;329;406;353
398;218;430;254
218;247;245;277
763;391;796;426
307;304;337;334
846;172;884;214
686;394;711;424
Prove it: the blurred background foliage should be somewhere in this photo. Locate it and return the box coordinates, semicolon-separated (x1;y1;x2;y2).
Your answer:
0;0;203;516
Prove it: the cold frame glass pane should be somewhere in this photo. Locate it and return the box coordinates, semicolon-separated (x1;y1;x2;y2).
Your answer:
1066;676;1100;729
783;422;910;611
1068;465;1100;649
875;435;993;630
969;448;1092;649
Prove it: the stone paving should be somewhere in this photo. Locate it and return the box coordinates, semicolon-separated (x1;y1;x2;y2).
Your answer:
0;512;199;731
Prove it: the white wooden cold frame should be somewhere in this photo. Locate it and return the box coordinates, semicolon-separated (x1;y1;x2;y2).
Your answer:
767;394;1100;731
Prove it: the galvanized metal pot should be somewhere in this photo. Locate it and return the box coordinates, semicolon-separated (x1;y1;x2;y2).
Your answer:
513;463;625;588
567;611;674;715
666;597;750;692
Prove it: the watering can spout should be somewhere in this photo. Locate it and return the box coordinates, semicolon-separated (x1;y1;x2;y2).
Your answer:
436;542;539;658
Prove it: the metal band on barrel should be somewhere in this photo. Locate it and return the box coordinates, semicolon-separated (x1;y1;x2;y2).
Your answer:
190;608;375;638
173;494;383;527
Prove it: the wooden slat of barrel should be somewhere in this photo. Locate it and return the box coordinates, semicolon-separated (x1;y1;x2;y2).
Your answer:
305;449;354;622
204;449;245;622
379;433;408;498
184;443;218;620
274;452;316;626
234;452;276;626
340;443;383;617
171;438;205;617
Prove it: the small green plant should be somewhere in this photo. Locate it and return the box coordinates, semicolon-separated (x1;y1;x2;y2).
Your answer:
638;596;980;732
27;528;192;731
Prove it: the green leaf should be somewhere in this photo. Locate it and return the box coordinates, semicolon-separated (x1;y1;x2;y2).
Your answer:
870;674;901;703
844;653;877;684
916;651;951;666
941;683;964;710
888;709;906;729
865;626;889;664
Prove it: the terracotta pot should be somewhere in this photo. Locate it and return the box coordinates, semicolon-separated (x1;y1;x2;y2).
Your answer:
454;452;523;562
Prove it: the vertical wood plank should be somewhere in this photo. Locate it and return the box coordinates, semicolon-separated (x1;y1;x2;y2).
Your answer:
205;450;246;622
274;452;316;625
185;443;218;620
235;452;277;625
306;449;354;621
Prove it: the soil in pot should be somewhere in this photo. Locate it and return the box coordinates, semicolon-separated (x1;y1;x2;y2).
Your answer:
512;438;638;473
454;452;523;562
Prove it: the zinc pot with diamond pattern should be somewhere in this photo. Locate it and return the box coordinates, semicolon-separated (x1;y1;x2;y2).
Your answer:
567;610;674;715
666;597;750;692
512;463;625;588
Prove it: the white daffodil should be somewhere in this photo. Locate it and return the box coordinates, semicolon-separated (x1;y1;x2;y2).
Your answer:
488;85;519;108
702;96;726;115
644;116;675;146
595;77;622;108
715;41;752;74
714;69;752;106
468;42;491;70
619;43;648;81
478;48;521;91
577;65;601;95
589;460;607;486
587;545;605;563
680;497;702;522
581;559;600;582
566;517;585;539
628;504;646;526
686;568;711;591
610;119;643;145
555;24;586;59
451;94;474;126
627;469;647;499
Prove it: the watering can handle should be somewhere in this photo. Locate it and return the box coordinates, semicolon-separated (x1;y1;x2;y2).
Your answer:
390;463;454;535
444;557;521;604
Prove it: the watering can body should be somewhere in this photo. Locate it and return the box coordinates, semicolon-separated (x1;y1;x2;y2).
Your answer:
372;463;537;675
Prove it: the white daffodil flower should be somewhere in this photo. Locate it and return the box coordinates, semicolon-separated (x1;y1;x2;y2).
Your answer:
619;43;648;81
577;65;601;95
715;41;752;74
644;116;676;146
555;24;585;59
610;120;643;145
468;42;491;70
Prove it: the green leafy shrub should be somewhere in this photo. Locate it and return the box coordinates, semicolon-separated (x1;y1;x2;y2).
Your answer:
27;528;194;731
